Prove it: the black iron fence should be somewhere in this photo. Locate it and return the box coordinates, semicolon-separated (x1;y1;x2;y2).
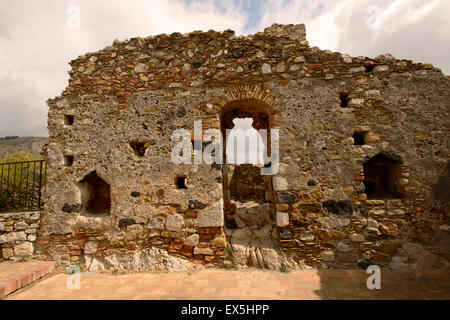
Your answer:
0;160;46;212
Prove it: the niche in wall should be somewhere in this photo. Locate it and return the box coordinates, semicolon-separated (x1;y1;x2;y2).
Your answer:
78;171;111;214
363;151;404;199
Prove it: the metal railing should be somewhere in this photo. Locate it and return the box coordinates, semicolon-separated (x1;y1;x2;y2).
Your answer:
0;160;46;212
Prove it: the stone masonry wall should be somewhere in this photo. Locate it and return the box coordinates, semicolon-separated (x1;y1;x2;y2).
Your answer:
0;212;42;261
39;23;449;271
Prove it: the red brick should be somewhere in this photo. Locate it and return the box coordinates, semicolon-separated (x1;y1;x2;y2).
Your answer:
198;242;210;248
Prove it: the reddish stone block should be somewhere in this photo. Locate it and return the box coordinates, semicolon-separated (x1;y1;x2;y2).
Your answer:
181;251;193;258
170;243;183;250
193;254;204;260
186;210;198;218
126;242;137;249
182;245;193;251
198;242;210;248
70;249;83;256
0;286;5;299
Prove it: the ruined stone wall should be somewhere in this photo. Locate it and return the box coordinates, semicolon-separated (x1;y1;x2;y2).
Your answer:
39;23;449;271
0;212;42;261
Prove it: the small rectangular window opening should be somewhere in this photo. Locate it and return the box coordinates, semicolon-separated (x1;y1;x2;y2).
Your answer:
175;176;187;189
64;155;74;167
340;91;350;108
64;115;74;125
353;131;366;145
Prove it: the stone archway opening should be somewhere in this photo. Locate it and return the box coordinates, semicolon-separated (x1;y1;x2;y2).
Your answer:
220;98;279;269
363;152;405;199
78;171;111;215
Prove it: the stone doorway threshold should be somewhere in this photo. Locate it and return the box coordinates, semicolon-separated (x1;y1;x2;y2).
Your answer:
0;260;56;298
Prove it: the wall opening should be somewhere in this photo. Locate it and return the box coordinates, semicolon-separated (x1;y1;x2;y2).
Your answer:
363;152;404;199
175;176;187;189
220;99;276;236
79;171;111;214
64;115;74;125
365;65;374;73
340;91;350;108
353;131;366;145
63;155;74;167
229;164;266;203
129;140;148;157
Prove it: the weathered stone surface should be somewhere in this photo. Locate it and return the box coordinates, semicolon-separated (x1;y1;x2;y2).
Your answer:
336;252;359;262
62;203;82;213
276;212;289;227
147;217;164;230
318;216;351;230
14;221;28;230
373;65;389;73
118;218;136;228
390;242;441;270
85;247;196;272
299;233;315;241
211;234;227;248
229;48;244;59
350;66;366;73
184;234;199;247
261;63;272;74
193;247;214;255
273;176;288;191
320;250;335;261
14;242;34;256
36;22;450;272
197;210;223;227
322;200;353;215
349;233;365;242
188;200;207;210
336;242;353;253
84;241;98;254
166;214;184;231
0;231;27;244
2;248;14;260
277;191;298;204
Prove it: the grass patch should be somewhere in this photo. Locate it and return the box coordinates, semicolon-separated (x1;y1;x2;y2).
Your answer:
280;264;290;274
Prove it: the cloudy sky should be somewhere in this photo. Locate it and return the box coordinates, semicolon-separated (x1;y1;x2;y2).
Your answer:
0;0;449;137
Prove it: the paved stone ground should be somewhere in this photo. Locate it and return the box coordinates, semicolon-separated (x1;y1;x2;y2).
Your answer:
0;260;56;298
5;267;450;300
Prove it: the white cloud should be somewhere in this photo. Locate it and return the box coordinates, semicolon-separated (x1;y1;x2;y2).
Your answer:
0;0;247;137
0;0;448;137
258;0;450;73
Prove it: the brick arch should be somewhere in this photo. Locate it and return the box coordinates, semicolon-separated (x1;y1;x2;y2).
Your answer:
205;85;281;130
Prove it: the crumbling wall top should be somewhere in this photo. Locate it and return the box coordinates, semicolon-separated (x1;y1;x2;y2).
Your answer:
263;23;306;41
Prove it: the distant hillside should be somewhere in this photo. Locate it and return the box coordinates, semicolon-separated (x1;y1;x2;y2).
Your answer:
0;136;47;156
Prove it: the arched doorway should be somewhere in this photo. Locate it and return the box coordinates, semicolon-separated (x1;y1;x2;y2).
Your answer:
220;98;279;268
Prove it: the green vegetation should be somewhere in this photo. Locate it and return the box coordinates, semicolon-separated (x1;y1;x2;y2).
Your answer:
225;244;236;268
0;151;46;212
280;264;290;274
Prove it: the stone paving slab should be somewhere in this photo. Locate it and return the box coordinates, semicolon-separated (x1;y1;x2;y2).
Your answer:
6;268;450;300
0;260;56;299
